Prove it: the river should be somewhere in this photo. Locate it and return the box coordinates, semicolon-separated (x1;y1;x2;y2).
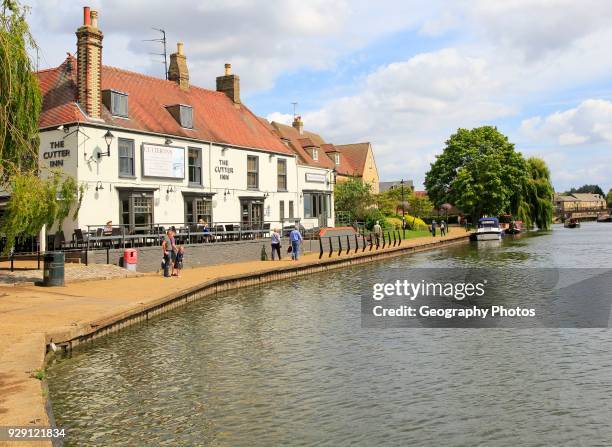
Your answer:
47;222;612;446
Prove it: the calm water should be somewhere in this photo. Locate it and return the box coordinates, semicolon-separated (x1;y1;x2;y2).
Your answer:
48;223;612;446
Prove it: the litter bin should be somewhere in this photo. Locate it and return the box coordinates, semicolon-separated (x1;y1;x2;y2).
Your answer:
42;251;65;287
123;248;137;271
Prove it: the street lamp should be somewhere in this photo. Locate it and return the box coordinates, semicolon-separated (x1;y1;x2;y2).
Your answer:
98;130;114;158
400;179;406;229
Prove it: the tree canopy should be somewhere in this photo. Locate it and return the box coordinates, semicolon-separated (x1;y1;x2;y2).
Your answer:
566;184;605;197
424;126;554;229
334;178;374;221
1;0;82;252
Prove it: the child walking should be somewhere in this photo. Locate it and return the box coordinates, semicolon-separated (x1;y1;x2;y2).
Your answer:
174;246;185;277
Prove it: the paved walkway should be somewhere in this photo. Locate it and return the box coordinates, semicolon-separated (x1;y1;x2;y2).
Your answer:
0;229;468;446
0;263;141;286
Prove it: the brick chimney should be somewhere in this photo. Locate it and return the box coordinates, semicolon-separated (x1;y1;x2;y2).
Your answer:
216;63;241;104
292;115;304;135
168;42;189;90
76;6;103;118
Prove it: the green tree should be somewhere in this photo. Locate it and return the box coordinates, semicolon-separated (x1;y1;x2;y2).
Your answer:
334;178;374;221
522;157;554;230
607;189;612;208
375;186;407;216
567;184;605;196
407;194;433;227
424;126;527;222
1;0;81;252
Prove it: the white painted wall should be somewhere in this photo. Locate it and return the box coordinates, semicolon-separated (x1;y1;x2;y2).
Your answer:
40;125;334;237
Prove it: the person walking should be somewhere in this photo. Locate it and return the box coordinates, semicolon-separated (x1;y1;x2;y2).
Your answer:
373;220;382;247
271;228;282;260
431;219;437;237
174;246;185;277
440;220;446;236
289;225;303;260
161;229;173;278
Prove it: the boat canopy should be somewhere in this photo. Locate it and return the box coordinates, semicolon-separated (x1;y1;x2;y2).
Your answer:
479;217;499;224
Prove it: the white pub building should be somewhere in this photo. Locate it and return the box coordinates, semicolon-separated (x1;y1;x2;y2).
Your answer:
37;7;334;240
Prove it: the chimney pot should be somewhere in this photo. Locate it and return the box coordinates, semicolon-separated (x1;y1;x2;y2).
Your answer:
90;10;98;28
168;43;189;90
292;115;304;135
76;5;103;118
225;63;231;76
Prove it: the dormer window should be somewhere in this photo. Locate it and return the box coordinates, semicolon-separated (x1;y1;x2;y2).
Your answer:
102;89;128;118
312;148;318;161
334;153;340;165
166;104;194;129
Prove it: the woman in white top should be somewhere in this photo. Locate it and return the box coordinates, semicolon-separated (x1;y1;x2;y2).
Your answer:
270;228;282;260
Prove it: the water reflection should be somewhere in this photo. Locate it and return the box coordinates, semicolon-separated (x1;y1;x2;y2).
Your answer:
48;223;612;446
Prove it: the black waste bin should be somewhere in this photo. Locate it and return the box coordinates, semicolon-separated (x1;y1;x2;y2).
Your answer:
42;251;65;286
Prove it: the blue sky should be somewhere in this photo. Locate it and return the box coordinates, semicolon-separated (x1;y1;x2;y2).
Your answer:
26;0;612;193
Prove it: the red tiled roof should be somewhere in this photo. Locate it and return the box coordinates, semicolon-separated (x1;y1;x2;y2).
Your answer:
413;190;428;197
334;143;371;176
269;121;335;169
37;56;292;156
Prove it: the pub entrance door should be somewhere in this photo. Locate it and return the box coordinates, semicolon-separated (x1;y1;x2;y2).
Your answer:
240;198;264;230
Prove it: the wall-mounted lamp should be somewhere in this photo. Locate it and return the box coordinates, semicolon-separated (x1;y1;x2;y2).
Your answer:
166;185;175;194
57;124;69;133
269;154;275;160
95;181;104;192
223;189;230;198
165;138;173;145
264;192;270;199
221;147;228;155
98;130;114;158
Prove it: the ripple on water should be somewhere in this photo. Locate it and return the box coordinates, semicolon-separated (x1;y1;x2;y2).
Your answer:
47;224;612;446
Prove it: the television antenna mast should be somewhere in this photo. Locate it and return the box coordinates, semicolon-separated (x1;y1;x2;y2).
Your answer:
143;27;168;79
291;102;298;118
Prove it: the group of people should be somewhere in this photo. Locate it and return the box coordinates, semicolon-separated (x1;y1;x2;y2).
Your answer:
430;219;447;237
161;227;185;277
270;225;303;261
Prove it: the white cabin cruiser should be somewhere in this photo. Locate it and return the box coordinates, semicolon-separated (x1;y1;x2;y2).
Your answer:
475;217;502;241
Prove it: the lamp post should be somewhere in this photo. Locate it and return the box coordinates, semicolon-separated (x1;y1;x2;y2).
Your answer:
98;130;114;158
400;179;405;229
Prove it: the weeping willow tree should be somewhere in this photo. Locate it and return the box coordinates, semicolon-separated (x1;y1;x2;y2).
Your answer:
1;0;82;253
523;157;554;230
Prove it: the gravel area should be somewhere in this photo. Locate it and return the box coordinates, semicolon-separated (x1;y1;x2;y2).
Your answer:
0;263;142;285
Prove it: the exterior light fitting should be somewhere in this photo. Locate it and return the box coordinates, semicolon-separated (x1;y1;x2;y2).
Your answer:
165;138;173;145
98;130;114;158
95;181;104;191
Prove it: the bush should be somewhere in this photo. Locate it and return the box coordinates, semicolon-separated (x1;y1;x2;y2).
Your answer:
387;215;429;231
363;208;387;230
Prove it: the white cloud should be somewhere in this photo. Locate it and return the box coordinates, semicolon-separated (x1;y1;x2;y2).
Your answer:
520;99;612;145
298;48;516;185
25;0;426;92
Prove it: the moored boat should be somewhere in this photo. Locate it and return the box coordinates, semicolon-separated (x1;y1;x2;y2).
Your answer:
564;218;580;228
597;213;612;223
475;217;503;240
499;214;522;234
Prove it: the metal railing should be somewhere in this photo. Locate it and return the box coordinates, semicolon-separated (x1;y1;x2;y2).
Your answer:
317;230;403;259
